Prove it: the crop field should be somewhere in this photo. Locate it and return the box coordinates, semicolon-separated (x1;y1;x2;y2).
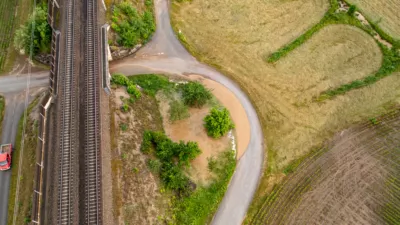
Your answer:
0;0;18;72
249;109;400;224
171;0;400;174
346;0;400;39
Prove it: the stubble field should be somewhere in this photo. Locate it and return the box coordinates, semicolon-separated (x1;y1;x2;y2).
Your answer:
250;109;400;224
345;0;400;39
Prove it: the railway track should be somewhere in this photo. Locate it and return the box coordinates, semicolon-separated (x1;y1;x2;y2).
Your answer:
58;0;77;223
84;0;102;223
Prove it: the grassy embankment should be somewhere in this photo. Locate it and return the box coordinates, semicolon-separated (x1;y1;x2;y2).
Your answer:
111;74;236;224
7;96;41;224
0;96;4;132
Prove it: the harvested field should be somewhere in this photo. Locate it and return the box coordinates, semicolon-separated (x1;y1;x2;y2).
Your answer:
171;0;397;172
346;0;400;39
275;24;382;101
250;109;400;225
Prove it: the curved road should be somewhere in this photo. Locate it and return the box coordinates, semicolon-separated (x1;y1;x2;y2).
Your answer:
0;72;48;225
110;0;264;224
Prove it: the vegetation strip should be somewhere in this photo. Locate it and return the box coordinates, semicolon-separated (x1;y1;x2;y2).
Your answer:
265;0;400;100
7;97;40;224
0;96;4;133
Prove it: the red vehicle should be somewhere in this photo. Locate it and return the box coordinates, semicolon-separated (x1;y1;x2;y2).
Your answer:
0;144;12;171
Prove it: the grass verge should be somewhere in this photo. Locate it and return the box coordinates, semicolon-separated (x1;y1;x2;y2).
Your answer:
7;96;40;225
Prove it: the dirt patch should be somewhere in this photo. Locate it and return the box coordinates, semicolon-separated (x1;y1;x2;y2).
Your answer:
157;93;230;185
111;88;169;225
250;109;400;224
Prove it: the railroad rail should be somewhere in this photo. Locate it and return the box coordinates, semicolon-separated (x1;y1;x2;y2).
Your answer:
57;0;77;223
84;0;102;224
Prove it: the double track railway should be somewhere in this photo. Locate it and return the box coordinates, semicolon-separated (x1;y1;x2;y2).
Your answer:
56;0;102;224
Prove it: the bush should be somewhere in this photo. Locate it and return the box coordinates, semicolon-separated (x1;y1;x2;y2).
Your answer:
204;108;234;138
348;5;356;16
148;159;162;173
161;163;189;191
120;123;128;131
129;74;172;96
127;84;141;98
111;2;155;47
111;73;130;85
121;103;129;112
14;3;51;55
176;141;201;167
169;100;189;122
179;82;212;108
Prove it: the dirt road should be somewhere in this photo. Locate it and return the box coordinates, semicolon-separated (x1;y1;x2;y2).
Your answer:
110;0;264;224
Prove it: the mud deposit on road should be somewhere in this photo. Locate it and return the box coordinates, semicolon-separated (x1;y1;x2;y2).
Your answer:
250;109;400;225
187;74;250;159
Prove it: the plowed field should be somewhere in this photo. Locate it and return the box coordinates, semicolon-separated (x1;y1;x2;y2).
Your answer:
250;109;400;225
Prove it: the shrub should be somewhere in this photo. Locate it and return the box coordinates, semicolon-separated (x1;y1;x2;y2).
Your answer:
348;5;356;16
179;82;212;108
161;163;189;191
14;3;51;55
169;100;189;122
204;108;234;138
127;84;141;98
120;123;128;131
148;159;162;173
121;103;129;112
176;141;201;167
111;73;130;85
129;74;172;96
141;130;154;153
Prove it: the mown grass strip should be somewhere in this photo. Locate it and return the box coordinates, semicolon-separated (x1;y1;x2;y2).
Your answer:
7;97;40;225
266;0;339;63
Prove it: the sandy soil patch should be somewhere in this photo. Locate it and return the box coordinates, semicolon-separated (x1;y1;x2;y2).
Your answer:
187;74;250;159
157;93;230;185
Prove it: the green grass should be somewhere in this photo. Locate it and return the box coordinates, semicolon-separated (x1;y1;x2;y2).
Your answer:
169;100;189;122
7;96;40;225
173;150;236;225
128;74;174;96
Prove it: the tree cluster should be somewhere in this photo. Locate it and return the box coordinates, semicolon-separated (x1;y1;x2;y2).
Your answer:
14;3;52;55
111;2;155;47
141;131;201;192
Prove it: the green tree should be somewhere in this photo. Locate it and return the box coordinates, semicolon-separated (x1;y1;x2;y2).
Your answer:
180;82;212;107
161;163;189;191
14;3;51;55
204;108;234;138
176;141;201;166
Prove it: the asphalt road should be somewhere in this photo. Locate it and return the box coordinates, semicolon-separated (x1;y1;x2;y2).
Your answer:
110;0;264;224
0;72;48;225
